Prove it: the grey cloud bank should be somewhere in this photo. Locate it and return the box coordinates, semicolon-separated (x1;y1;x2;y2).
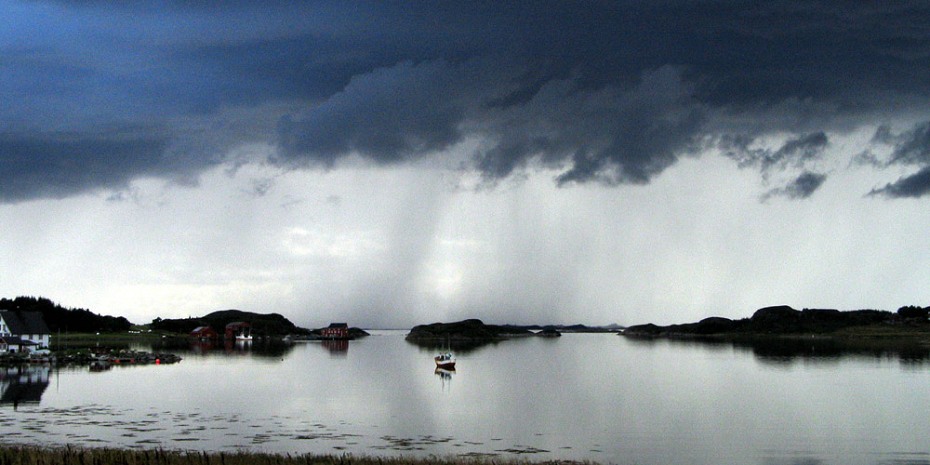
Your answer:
4;1;930;328
4;1;930;202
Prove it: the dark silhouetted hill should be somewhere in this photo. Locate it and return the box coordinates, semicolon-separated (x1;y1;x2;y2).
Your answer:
0;296;131;333
407;319;533;342
405;319;535;352
623;305;928;337
150;309;310;337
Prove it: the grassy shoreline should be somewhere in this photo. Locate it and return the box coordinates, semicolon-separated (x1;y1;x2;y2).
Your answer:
0;445;591;465
623;322;930;341
52;331;180;343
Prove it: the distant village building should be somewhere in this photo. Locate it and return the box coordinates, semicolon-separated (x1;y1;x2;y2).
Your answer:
0;311;51;354
225;322;251;340
190;326;218;340
321;323;349;339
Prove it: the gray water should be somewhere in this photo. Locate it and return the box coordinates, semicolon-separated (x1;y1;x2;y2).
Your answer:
2;331;929;464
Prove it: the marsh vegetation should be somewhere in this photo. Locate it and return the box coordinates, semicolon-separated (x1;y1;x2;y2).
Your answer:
0;445;589;465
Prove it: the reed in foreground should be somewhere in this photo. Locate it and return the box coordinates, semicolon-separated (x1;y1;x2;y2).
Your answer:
0;445;593;465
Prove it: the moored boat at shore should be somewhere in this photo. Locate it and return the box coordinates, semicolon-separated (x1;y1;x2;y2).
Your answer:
434;352;455;369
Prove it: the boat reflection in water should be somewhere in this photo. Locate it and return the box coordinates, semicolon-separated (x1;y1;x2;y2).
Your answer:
434;367;455;379
434;367;455;391
433;352;456;392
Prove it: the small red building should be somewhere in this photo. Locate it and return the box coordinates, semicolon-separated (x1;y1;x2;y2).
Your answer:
321;323;349;339
190;326;218;340
225;322;252;340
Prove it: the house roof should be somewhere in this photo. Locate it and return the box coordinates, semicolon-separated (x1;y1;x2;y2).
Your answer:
0;311;50;335
0;336;37;346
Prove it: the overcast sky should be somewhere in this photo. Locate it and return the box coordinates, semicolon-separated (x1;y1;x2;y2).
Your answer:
3;1;930;328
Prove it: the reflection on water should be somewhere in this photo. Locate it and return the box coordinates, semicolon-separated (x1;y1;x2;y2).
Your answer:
405;336;508;354
321;339;349;355
434;367;455;379
434;367;455;392
147;338;298;359
89;361;111;373
737;337;927;365
0;365;50;409
1;332;929;464
186;338;255;355
627;334;930;366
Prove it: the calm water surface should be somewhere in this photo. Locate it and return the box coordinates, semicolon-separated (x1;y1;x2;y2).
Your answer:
1;331;929;464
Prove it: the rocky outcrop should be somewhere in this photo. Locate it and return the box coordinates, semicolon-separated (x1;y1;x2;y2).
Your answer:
405;319;534;351
501;323;622;333
746;306;891;333
406;319;532;341
153;309;311;337
624;306;897;337
623;316;741;336
305;326;370;340
537;328;562;337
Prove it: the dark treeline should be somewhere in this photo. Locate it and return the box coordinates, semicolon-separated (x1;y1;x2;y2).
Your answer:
897;305;929;319
1;296;312;337
0;296;132;333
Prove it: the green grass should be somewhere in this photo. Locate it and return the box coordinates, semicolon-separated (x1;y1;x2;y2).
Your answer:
54;331;174;341
0;445;591;465
49;331;184;350
832;323;930;338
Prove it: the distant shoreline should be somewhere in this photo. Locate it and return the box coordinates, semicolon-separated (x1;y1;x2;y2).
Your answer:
622;305;930;341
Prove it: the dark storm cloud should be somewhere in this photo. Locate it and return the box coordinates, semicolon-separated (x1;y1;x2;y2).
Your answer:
724;132;829;174
884;121;930;167
718;131;831;199
861;120;930;198
468;65;705;186
0;132;168;203
276;60;473;167
4;1;930;202
762;171;828;201
869;167;930;199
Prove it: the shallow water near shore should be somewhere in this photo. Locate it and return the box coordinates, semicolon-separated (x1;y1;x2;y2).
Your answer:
2;331;929;464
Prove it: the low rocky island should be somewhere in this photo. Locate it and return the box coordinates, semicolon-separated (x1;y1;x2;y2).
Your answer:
304;324;370;340
537;328;562;337
407;319;533;341
623;305;930;339
504;323;622;333
623;305;930;363
405;319;538;351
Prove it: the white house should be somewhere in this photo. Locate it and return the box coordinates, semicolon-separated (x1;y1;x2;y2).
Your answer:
0;311;51;354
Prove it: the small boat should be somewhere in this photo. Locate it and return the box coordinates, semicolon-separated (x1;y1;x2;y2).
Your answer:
235;327;252;341
89;361;112;372
434;352;456;369
226;322;253;341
